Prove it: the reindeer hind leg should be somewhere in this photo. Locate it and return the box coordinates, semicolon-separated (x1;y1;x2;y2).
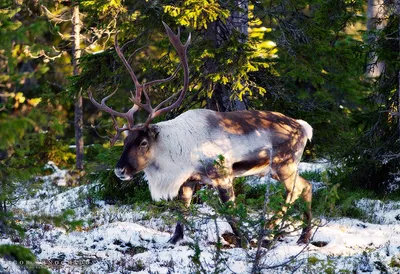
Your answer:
271;162;312;244
296;175;312;244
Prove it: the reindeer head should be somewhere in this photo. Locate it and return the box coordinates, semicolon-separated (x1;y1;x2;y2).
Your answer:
89;22;191;180
114;125;160;180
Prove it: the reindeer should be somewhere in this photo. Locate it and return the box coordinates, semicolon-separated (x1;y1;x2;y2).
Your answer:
89;23;313;245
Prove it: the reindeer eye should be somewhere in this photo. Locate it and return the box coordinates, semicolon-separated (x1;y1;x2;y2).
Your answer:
139;140;148;147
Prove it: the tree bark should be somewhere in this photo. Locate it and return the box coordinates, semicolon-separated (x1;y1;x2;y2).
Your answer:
72;2;84;170
397;0;400;135
229;0;248;111
205;0;248;112
366;0;386;78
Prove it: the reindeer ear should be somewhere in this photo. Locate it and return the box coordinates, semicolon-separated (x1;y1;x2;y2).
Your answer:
121;124;129;138
149;125;160;140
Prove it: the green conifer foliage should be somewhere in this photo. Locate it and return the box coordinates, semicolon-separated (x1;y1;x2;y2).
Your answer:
0;1;73;217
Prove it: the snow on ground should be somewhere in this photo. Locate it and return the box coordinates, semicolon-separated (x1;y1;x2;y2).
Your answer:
356;199;400;225
2;162;400;273
247;160;329;191
298;160;330;173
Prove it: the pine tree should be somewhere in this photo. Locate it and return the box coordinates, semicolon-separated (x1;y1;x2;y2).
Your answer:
343;0;400;192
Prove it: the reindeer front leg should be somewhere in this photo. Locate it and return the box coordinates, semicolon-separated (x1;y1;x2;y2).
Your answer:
168;181;196;244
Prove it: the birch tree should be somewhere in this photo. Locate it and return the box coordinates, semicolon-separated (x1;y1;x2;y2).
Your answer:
72;1;83;170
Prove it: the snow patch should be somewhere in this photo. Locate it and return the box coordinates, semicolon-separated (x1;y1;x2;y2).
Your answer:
356;198;400;224
4;161;400;273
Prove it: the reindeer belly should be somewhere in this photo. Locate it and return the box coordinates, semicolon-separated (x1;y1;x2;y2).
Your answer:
189;128;274;181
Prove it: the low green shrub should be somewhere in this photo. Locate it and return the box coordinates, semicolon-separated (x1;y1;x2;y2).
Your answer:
0;244;35;262
89;170;152;205
86;144;152;205
0;244;50;274
30;209;84;232
0;211;25;238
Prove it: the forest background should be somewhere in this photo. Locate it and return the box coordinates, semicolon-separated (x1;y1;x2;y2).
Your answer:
0;0;399;252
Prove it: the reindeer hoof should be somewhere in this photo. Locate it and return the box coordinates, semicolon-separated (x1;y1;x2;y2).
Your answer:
167;235;182;245
296;237;309;245
167;237;182;245
296;228;311;245
168;222;184;244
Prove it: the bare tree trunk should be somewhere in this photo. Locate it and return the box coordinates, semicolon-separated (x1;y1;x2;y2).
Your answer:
397;0;400;135
366;0;386;78
205;0;248;112
205;21;234;112
72;2;83;170
205;21;222;111
229;0;248;41
229;0;248;111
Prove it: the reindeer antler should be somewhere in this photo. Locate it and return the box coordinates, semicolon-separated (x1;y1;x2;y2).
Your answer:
88;87;138;145
131;22;191;128
89;22;191;145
